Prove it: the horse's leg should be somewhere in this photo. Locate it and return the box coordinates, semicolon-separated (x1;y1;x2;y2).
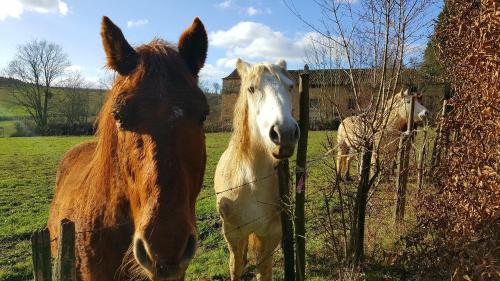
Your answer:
336;150;345;180
345;152;352;181
337;143;350;181
253;231;281;281
224;224;248;281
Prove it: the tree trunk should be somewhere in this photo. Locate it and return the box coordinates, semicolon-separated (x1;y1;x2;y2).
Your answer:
349;144;373;268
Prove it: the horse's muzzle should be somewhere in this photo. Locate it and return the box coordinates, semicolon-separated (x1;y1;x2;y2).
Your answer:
134;234;196;280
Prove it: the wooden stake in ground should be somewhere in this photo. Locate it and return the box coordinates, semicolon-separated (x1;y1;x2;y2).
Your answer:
31;228;52;281
294;65;309;281
394;95;415;225
278;160;295;281
431;99;449;168
53;219;76;281
417;126;428;195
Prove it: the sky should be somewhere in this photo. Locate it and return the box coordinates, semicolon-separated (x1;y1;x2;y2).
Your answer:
0;0;443;88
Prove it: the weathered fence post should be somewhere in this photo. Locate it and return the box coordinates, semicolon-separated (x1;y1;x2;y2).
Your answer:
294;64;309;281
431;99;449;168
278;160;295;281
394;95;415;225
53;219;76;281
31;228;52;281
416;126;428;194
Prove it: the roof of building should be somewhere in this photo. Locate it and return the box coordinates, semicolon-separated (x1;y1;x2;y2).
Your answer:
222;68;440;87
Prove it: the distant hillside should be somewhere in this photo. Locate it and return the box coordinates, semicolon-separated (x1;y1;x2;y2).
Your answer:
0;77;23;87
0;79;107;120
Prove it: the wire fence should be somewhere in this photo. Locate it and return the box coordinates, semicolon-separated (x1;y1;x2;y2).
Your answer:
30;125;433;280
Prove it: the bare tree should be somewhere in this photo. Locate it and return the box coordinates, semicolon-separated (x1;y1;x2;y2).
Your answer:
212;82;221;94
198;79;212;94
53;72;92;126
97;71;115;91
285;0;436;270
5;39;70;128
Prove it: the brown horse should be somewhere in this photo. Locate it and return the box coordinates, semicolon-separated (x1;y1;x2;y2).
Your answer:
48;16;209;281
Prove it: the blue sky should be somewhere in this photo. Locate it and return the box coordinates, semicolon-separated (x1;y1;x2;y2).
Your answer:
0;0;442;87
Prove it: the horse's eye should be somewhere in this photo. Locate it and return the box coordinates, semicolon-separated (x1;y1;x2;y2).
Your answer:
200;114;207;124
248;86;255;94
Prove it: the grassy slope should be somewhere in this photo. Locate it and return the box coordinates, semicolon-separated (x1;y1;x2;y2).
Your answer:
0;86;106;137
0;88;26;118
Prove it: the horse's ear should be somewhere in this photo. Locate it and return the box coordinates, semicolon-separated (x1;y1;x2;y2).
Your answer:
178;17;208;76
276;59;287;70
101;16;138;75
402;89;410;96
236;58;251;76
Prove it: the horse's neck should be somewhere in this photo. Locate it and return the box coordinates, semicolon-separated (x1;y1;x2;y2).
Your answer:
85;136;130;225
380;105;404;132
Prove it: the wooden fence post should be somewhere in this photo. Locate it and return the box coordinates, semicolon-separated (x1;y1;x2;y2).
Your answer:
416;127;428;194
431;99;448;168
294;64;309;281
278;160;295;281
394;96;415;225
53;219;76;281
31;228;52;281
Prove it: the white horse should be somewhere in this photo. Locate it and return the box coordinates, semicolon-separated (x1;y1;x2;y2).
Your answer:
214;59;299;281
336;90;429;179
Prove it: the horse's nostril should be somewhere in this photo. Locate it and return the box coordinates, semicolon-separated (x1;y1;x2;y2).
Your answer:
182;234;197;262
269;125;280;145
134;238;153;270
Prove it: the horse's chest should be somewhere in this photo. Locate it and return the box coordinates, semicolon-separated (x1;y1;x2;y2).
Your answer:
218;178;280;228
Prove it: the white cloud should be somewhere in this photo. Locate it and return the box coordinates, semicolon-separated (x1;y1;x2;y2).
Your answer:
216;57;238;69
210;22;320;65
246;6;271;16
246;6;258;16
0;0;23;20
204;22;325;83
0;0;70;20
216;1;272;16
216;0;232;9
58;1;68;15
127;19;149;28
66;65;83;72
199;63;229;82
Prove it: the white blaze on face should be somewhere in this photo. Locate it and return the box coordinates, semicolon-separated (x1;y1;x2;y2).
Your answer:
251;71;295;148
414;98;429;120
399;91;429;121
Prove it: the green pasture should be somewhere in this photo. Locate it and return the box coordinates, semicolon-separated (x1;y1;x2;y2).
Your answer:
0;132;334;280
0;130;431;280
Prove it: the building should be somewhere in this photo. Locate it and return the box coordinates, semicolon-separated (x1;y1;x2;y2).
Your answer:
219;68;446;127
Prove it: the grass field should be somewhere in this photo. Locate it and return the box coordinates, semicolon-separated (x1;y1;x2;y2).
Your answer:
0;130;429;280
0;132;336;280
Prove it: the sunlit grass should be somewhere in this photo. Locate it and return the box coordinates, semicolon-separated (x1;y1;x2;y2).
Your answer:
0;130;433;280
